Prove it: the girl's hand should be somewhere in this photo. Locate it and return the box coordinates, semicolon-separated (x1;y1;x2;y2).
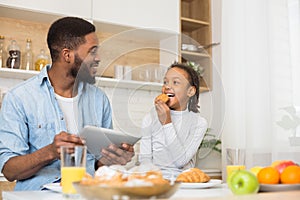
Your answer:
155;100;171;125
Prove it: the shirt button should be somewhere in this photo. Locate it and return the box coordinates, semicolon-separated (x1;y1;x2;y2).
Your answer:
61;117;64;120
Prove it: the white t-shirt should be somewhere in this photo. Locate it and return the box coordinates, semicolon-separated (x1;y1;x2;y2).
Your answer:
55;94;79;134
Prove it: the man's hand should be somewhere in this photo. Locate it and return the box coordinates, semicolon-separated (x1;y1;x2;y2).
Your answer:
50;131;85;159
96;143;134;168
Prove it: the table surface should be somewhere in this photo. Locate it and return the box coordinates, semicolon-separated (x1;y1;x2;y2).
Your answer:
2;184;300;200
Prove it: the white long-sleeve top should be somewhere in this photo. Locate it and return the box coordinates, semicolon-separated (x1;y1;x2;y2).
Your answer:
139;108;208;173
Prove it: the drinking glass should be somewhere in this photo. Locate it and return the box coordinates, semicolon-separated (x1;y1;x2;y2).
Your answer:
123;65;132;80
61;146;87;199
114;65;124;79
226;148;246;180
138;67;151;82
151;68;162;83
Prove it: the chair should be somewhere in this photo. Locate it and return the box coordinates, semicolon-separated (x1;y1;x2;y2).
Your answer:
0;181;16;200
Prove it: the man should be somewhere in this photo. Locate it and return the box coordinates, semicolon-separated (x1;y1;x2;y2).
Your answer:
0;17;134;191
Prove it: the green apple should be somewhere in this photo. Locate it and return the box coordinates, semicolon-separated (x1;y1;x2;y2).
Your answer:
227;170;259;195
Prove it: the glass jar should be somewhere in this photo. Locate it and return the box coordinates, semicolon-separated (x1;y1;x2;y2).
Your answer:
22;39;33;70
0;35;7;68
6;40;21;69
35;49;49;71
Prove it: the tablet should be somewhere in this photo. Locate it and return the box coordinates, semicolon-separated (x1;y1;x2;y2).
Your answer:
79;125;141;157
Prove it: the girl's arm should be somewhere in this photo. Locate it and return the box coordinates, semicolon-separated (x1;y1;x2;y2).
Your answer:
152;115;208;168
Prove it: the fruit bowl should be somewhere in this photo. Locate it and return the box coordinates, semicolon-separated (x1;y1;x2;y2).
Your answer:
73;182;180;200
259;183;300;192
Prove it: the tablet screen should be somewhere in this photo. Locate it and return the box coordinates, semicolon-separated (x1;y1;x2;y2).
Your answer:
79;125;141;157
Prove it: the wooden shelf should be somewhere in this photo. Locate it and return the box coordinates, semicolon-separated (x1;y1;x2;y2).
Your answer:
181;0;196;2
95;77;162;91
0;68;39;80
181;50;210;60
0;68;210;93
200;86;209;93
181;17;209;32
0;68;162;91
180;0;212;91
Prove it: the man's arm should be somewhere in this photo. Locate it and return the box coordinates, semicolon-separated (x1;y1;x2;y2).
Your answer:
2;145;56;181
2;132;84;181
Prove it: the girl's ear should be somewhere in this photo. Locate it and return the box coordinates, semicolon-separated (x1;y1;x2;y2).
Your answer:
187;86;196;97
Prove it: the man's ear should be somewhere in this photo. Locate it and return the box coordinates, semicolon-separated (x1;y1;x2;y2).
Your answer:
62;48;71;63
187;86;196;97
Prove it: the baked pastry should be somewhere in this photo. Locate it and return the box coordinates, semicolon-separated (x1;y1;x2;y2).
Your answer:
176;168;210;183
80;165;169;186
81;166;125;186
156;93;169;103
128;170;169;185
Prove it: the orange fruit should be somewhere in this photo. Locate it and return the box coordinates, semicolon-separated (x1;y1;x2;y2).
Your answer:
257;167;280;184
280;165;300;184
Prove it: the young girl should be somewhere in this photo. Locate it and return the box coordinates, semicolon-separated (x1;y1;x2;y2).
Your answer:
139;63;208;176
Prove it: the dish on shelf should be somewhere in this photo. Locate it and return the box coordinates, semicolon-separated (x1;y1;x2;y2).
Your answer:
181;44;204;52
259;183;300;192
179;179;222;189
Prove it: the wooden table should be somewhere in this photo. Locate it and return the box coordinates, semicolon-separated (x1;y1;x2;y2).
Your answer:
2;184;300;200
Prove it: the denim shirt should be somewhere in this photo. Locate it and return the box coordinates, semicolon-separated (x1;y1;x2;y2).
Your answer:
0;65;112;190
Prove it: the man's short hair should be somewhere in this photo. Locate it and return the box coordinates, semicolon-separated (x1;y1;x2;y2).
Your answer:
47;17;96;62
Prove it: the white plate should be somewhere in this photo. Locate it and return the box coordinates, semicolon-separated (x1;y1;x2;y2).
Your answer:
43;183;62;193
179;179;222;189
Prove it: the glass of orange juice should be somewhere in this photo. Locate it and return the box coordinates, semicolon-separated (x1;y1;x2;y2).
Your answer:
226;148;246;181
61;146;86;198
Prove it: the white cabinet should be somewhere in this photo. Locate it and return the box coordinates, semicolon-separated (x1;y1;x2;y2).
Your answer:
92;0;180;33
0;1;179;85
0;0;179;33
0;0;92;19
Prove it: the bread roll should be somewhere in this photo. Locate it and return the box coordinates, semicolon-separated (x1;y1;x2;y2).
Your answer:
156;93;169;103
176;168;210;183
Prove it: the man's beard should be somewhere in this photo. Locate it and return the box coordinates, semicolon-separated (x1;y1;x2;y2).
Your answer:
72;54;96;85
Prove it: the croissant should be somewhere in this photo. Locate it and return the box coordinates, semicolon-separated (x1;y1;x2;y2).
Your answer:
176;168;210;183
156;93;169;103
128;171;169;185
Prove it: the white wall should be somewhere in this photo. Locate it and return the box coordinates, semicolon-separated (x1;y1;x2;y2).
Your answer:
101;86;159;135
199;0;223;140
195;0;223;171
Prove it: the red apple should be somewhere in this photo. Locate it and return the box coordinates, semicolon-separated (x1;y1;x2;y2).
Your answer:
274;160;297;174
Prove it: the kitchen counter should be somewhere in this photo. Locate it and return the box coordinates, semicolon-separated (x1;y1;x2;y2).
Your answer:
2;184;300;200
